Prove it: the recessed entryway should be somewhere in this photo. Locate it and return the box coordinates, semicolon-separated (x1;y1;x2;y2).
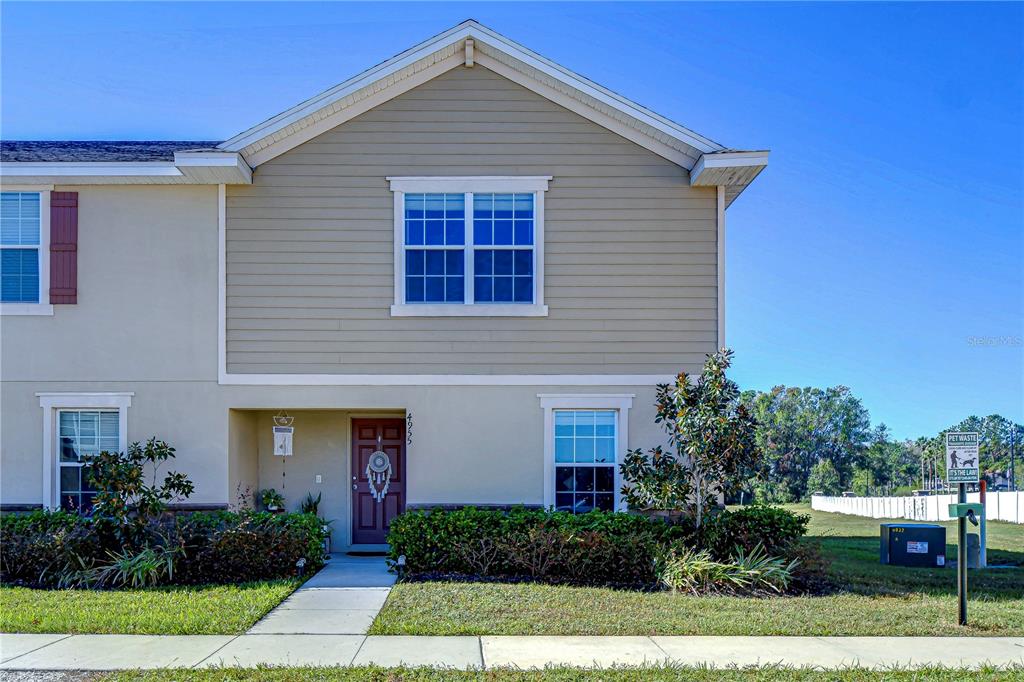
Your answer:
227;409;406;551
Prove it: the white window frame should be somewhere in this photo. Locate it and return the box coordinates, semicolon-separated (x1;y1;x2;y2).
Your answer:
388;176;551;317
1;185;53;316
37;392;132;510
539;394;633;511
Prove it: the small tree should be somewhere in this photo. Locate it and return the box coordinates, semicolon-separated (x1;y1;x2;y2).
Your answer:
621;349;760;529
806;459;841;497
86;437;194;540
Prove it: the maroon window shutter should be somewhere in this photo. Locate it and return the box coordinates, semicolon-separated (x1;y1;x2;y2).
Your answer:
49;192;78;304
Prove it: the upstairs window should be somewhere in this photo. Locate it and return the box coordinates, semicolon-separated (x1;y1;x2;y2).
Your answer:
1;192;41;303
388;177;550;317
472;193;535;303
404;193;466;303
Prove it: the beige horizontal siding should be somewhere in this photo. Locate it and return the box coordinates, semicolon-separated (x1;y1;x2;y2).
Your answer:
226;65;718;375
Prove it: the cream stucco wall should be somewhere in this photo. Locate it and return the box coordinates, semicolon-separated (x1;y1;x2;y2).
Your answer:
5;375;667;548
223;388;668;547
1;185;221;505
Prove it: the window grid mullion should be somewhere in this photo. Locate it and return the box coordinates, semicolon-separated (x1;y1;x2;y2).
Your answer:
465;192;474;305
553;408;618;513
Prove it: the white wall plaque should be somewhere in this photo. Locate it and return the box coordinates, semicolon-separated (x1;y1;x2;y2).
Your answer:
273;426;294;456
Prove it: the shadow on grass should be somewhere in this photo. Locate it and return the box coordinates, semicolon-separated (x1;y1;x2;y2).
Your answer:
139;579;302;594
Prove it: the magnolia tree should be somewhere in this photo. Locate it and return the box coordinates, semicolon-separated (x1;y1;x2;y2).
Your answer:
620;349;760;529
86;438;194;542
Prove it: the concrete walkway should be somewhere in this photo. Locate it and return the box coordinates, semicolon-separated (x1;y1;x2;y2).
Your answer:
1;634;1022;670
247;555;395;635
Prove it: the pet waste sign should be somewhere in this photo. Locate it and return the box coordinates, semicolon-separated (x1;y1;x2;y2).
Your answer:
945;432;979;484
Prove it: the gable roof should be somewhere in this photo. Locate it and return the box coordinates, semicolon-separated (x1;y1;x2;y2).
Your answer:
217;20;766;203
1;20;766;202
221;20;723;163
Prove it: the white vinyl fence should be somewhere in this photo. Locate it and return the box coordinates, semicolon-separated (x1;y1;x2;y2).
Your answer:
811;492;1023;524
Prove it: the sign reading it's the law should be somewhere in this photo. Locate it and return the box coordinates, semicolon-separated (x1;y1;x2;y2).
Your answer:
945;432;980;484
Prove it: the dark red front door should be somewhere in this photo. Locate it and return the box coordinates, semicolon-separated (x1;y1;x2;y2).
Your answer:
351;418;406;544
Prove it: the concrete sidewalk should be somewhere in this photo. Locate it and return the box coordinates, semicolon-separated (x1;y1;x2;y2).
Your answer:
1;634;1021;670
247;555;395;635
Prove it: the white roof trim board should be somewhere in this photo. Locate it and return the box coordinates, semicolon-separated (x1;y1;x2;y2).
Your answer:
0;21;767;197
0;152;251;185
691;151;769;186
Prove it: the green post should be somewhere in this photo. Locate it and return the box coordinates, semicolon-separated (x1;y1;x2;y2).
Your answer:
957;482;967;626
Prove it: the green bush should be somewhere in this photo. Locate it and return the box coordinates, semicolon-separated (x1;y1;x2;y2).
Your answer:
700;505;809;560
0;510;326;589
0;509;82;535
173;511;327;584
387;507;687;587
0;514;106;588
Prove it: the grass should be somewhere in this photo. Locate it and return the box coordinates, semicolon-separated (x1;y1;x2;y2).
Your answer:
789;503;1024;595
369;505;1024;637
100;664;1024;681
0;579;300;634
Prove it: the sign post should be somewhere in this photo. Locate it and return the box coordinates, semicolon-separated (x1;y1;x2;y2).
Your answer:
945;432;980;626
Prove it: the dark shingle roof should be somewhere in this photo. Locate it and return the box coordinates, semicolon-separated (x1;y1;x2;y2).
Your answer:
0;141;222;162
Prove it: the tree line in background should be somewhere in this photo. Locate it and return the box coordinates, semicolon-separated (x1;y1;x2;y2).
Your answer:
737;386;1022;502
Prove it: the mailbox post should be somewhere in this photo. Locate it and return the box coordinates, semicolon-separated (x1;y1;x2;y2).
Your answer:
945;432;980;626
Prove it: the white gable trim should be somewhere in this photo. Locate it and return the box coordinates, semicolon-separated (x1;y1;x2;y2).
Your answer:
219;27;468;155
474;52;698;170
218;20;727;169
244;51;465;167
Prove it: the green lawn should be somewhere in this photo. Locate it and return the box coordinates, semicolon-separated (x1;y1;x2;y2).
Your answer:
369;505;1024;637
788;503;1023;597
101;665;1024;682
0;580;300;634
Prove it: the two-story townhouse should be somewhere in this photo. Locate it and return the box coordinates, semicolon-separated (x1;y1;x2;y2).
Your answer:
0;21;767;549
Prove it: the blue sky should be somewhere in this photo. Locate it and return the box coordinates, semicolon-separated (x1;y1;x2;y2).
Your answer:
2;2;1021;439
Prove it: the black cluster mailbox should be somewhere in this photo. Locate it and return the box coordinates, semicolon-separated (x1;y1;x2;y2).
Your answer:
880;523;946;567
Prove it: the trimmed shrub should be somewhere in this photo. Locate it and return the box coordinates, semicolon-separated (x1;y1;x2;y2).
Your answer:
700;505;809;560
0;514;105;588
387;507;688;587
0;509;327;589
173;511;327;584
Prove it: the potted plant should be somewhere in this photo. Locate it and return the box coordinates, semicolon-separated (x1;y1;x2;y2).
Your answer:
299;491;321;515
259;488;285;512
